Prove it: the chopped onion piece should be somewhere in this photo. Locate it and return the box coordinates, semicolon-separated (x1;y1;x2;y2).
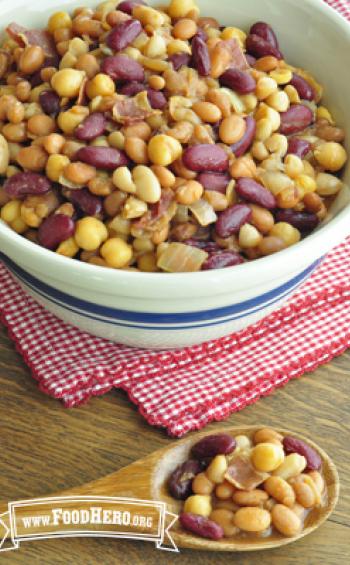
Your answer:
189;199;217;226
157;243;208;272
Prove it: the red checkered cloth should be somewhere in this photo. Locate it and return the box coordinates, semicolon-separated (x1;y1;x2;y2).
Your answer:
0;0;349;437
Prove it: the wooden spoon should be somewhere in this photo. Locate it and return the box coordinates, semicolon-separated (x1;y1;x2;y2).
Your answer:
0;426;339;552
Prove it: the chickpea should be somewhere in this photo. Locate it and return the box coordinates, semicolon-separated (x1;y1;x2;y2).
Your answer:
173;18;197;40
86;73;115;99
58;106;89;135
46;154;70;182
27;114;56;137
251;442;285;472
123;122;152;142
75;217;108;251
43;133;65;155
230;155;256;179
192;472;215;495
239;224;262;248
137;252;158;272
100;237;133;268
183;495;212;518
148;134;182;166
176;180;203;205
64;162;96;185
19;45;45;75
314;142;347;171
51;69;86;98
88;175;114;197
48;11;72;33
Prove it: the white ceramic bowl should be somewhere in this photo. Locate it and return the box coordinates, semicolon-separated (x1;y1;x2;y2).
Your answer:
1;0;350;349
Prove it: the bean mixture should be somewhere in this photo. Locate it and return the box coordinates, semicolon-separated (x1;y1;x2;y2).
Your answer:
168;428;326;540
0;0;347;272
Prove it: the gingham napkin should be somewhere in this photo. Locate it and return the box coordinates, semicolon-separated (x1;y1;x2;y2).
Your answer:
0;0;349;437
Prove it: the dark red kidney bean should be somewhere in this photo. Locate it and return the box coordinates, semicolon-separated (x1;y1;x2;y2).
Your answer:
75;147;129;170
283;436;322;471
280;104;314;135
4;172;51;198
38;214;75;250
220;68;256;94
75;113;107;141
180;513;224;540
246;34;283;60
290;73;315;101
169;53;191;71
202;251;244;270
119;81;146;96
118;0;146;15
147;88;167;109
39;90;60;115
287;137;311;158
168;460;202;500
101;54;145;82
197;173;230;193
68;189;103;217
236;177;276;209
275;210;319;233
183;144;229;172
191;35;211;77
215;204;252;238
192;433;236;459
231;116;256;157
250;22;279;49
245;54;257;66
107;19;142;51
184;239;221;253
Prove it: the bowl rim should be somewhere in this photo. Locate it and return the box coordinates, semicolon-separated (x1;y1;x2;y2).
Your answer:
0;0;350;295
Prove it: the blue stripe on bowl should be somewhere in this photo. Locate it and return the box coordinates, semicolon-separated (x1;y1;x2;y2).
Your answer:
0;253;320;330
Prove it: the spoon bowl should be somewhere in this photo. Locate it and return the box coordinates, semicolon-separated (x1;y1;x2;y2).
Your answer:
0;426;339;551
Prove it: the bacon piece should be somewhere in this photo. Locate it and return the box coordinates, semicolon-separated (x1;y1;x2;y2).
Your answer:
133;189;175;231
222;39;249;71
112;91;160;125
6;23;57;57
224;452;269;490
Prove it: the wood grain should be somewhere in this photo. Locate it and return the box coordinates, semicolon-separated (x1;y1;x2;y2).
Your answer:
0;324;349;564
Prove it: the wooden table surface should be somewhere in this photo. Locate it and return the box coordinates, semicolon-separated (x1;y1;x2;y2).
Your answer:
0;324;349;565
